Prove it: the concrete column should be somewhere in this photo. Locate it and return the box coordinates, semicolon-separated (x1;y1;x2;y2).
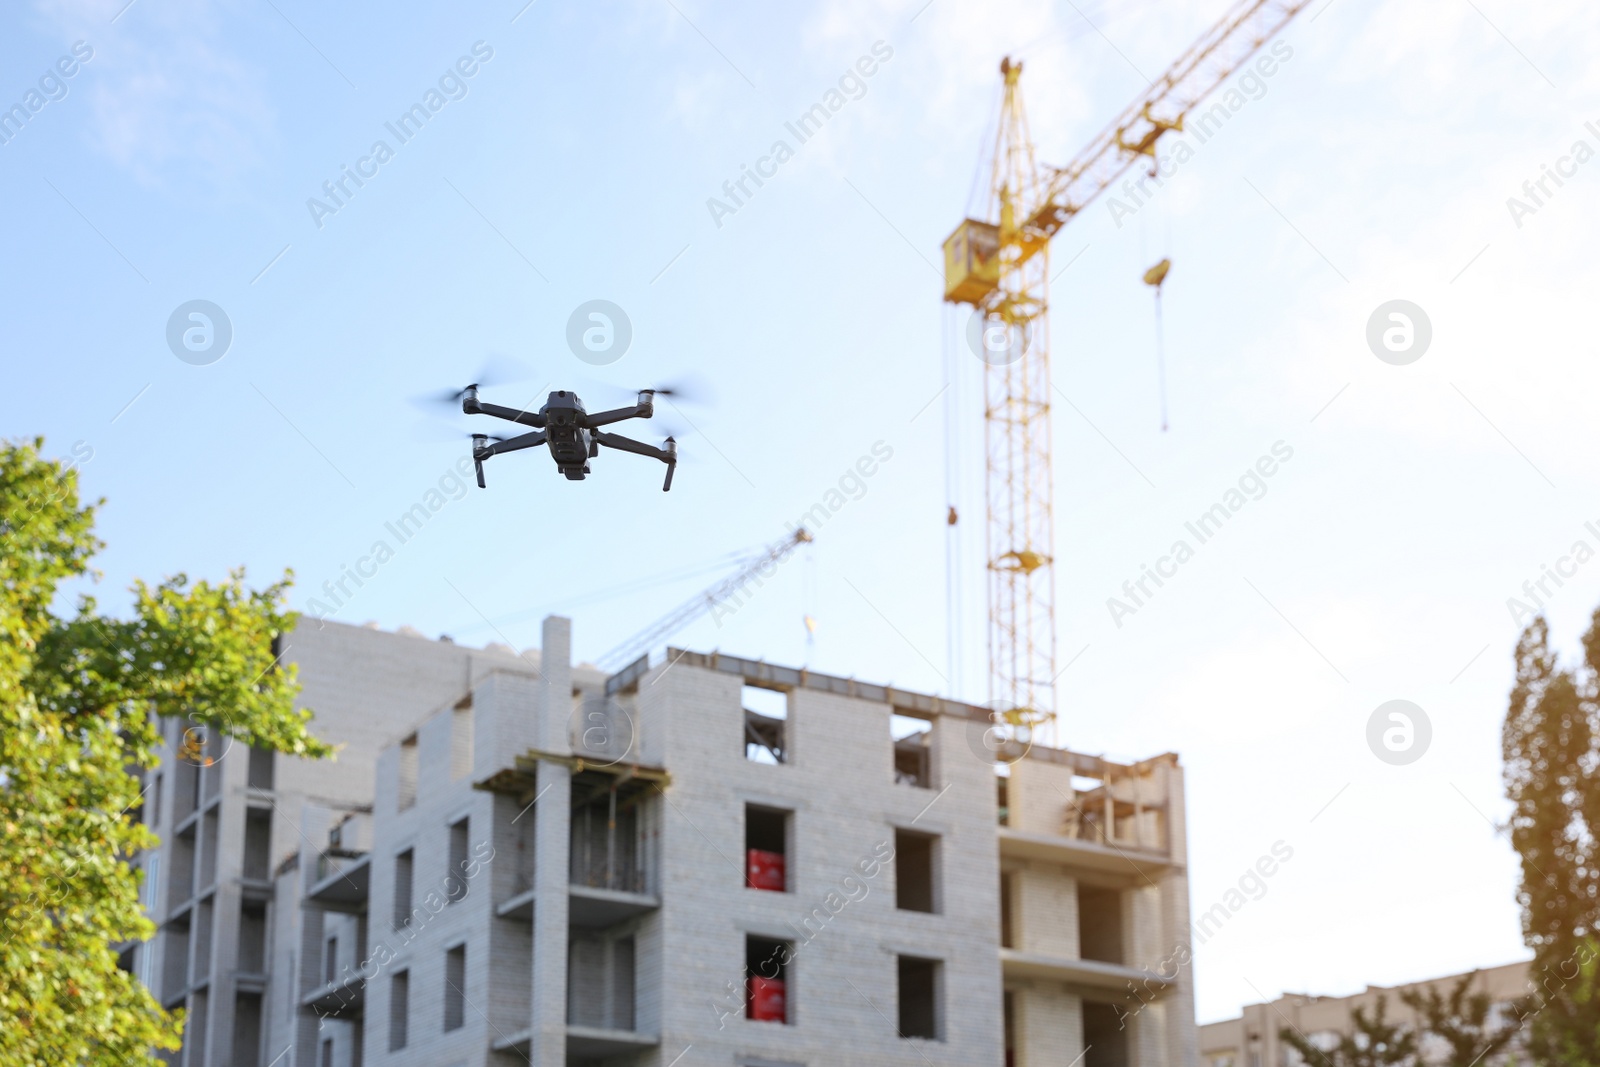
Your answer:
530;757;572;1065
474;672;542;785
532;620;573;1067
539;616;573;754
1128;883;1162;970
1161;764;1196;1067
1015;865;1078;958
295;900;329;1066
1132;999;1171;1067
1016;984;1082;1067
201;886;237;1067
1009;759;1075;835
266;864;302;1067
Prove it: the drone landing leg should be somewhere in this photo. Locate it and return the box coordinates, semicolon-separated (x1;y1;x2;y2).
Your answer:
592;431;678;492
472;430;548;489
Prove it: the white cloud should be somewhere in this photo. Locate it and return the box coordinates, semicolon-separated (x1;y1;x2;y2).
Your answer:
33;0;278;191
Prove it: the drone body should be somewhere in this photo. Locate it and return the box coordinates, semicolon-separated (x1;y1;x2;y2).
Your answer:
461;385;678;491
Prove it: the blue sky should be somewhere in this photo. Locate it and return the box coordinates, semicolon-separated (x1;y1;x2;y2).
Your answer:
4;0;1598;1025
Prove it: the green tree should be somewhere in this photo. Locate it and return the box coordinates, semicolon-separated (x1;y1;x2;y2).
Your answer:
1504;615;1600;1066
1279;994;1418;1067
1517;938;1600;1067
0;437;332;1065
1398;970;1528;1066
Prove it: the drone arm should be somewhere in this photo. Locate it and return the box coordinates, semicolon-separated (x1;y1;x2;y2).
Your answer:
464;392;546;429
471;430;547;488
591;431;669;460
480;430;547;456
592;431;678;492
582;392;654;429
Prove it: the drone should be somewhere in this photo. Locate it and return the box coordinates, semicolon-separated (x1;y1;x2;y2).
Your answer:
451;383;679;491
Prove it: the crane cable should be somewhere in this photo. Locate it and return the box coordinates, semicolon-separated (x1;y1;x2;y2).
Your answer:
942;301;964;700
802;543;817;649
1142;191;1173;433
1153;278;1168;433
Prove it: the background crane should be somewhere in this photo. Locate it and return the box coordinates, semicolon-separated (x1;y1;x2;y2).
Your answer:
597;527;814;673
943;0;1313;741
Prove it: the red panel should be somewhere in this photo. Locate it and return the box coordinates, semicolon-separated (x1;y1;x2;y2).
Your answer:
748;976;786;1022
746;849;786;891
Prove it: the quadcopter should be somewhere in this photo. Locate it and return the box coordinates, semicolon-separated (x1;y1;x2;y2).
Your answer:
450;383;679;491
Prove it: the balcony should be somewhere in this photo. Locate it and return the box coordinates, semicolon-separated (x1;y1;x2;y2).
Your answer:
300;966;366;1019
1000;947;1177;1000
569;884;660;928
568;1026;659;1059
570;847;649;896
492;1028;660;1061
568;768;660;927
997;827;1171;880
306;850;370;908
497;887;537;922
999;748;1178;882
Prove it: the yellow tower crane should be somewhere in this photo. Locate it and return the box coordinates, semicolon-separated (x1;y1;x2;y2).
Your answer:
944;0;1312;740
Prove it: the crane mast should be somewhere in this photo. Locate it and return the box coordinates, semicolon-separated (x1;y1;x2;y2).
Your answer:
944;0;1312;740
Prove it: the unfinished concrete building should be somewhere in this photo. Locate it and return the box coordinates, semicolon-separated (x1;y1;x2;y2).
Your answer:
125;623;538;1066
131;618;1197;1066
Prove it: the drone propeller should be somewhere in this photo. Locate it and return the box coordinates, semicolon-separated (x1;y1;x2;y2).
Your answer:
410;422;482;444
643;413;691;439
413;354;530;410
640;374;711;404
652;429;699;471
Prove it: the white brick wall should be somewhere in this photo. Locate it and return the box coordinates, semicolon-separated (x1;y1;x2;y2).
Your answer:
633;663;1005;1067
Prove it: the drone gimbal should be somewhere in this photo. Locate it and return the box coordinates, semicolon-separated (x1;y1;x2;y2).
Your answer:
463;386;678;491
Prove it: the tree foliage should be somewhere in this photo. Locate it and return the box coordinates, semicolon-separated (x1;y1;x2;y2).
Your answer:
1519;938;1600;1067
1279;994;1418;1067
1504;615;1600;1066
1398;971;1527;1066
1278;974;1530;1067
0;437;331;1065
